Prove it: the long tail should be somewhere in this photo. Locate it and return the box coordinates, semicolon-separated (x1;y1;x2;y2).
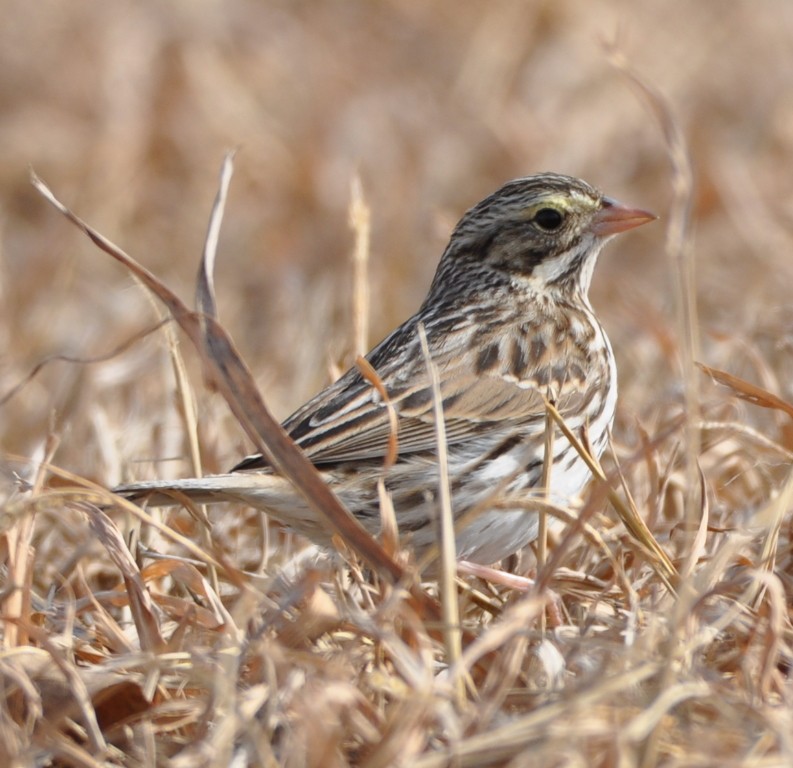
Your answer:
114;474;281;508
113;473;337;548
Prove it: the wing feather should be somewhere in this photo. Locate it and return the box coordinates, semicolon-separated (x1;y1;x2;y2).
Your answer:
234;310;594;471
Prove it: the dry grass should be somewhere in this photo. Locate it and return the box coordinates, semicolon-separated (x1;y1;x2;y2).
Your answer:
2;1;793;765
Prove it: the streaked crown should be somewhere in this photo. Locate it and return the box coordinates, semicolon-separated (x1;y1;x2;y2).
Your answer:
426;173;653;301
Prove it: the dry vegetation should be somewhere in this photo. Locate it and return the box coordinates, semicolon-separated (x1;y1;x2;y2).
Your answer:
2;1;793;765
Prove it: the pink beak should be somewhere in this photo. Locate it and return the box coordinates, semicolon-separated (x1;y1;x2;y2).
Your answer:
592;196;657;237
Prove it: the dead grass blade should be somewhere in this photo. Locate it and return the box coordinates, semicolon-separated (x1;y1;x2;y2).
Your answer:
542;397;677;588
678;464;709;581
537;395;555;633
196;150;235;321
0;322;167;408
191;152;237;595
80;503;165;652
2;434;58;649
30;168;409;586
698;362;793;420
355;356;400;470
9;459;226;571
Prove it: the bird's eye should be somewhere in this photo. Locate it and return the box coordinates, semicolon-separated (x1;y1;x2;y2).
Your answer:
533;207;565;232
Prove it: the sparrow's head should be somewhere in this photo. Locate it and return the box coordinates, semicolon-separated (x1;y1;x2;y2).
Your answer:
434;173;655;298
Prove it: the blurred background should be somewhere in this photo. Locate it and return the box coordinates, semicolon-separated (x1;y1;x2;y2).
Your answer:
1;0;792;485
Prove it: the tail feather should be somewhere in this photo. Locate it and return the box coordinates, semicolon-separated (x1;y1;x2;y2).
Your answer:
113;473;338;546
114;473;282;507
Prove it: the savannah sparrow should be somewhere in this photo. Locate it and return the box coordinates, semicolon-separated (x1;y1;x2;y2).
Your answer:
117;173;655;565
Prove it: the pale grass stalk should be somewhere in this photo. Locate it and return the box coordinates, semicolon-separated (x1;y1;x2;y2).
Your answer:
607;48;700;529
660;102;700;557
2;434;58;649
753;573;785;700
537;398;554;633
196;151;235;322
186;151;236;596
155;307;220;578
349;175;371;358
606;54;700;768
749;466;793;609
417;323;462;704
677;466;709;581
133;222;222;594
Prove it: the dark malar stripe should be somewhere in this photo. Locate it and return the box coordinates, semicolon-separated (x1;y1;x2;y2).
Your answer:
545;235;586;287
